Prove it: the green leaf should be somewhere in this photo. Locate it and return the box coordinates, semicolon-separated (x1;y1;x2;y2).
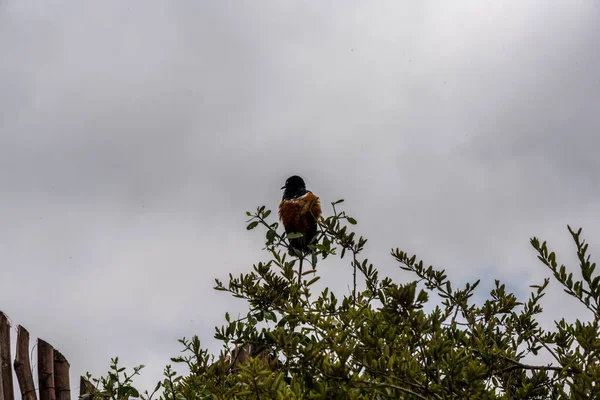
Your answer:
347;217;357;225
246;221;259;230
264;310;277;322
287;232;304;239
266;229;277;243
307;276;321;286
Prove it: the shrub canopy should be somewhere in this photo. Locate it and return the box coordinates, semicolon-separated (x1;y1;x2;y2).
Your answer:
84;201;600;400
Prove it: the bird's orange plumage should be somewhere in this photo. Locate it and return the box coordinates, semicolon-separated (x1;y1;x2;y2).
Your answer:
278;192;322;234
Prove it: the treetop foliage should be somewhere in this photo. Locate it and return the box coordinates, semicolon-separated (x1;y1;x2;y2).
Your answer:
83;200;600;399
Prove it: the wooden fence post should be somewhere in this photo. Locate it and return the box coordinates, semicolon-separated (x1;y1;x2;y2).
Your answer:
38;339;55;400
14;325;37;400
0;313;13;400
0;351;3;400
54;350;70;400
0;312;73;400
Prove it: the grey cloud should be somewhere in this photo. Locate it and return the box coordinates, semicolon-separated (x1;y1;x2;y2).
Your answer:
1;0;599;393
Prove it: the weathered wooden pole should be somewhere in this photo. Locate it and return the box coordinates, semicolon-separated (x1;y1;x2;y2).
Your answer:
0;313;13;400
38;339;55;400
0;350;4;400
54;350;70;400
14;325;37;400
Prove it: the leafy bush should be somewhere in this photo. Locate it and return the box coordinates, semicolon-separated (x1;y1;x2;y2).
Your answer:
82;200;600;399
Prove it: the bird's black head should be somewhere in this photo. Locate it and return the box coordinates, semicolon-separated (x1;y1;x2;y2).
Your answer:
281;175;308;200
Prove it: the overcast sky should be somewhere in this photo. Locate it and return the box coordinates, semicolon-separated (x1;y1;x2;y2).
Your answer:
1;0;599;394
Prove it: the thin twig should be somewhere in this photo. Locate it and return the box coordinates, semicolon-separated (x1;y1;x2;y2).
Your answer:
499;356;583;375
352;251;357;305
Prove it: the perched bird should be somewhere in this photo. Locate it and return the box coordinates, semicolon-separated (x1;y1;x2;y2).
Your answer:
278;175;322;254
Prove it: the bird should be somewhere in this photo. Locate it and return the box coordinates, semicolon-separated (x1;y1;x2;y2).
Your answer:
278;175;322;255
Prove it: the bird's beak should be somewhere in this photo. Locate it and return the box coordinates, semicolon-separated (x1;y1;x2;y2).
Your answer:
280;185;286;190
